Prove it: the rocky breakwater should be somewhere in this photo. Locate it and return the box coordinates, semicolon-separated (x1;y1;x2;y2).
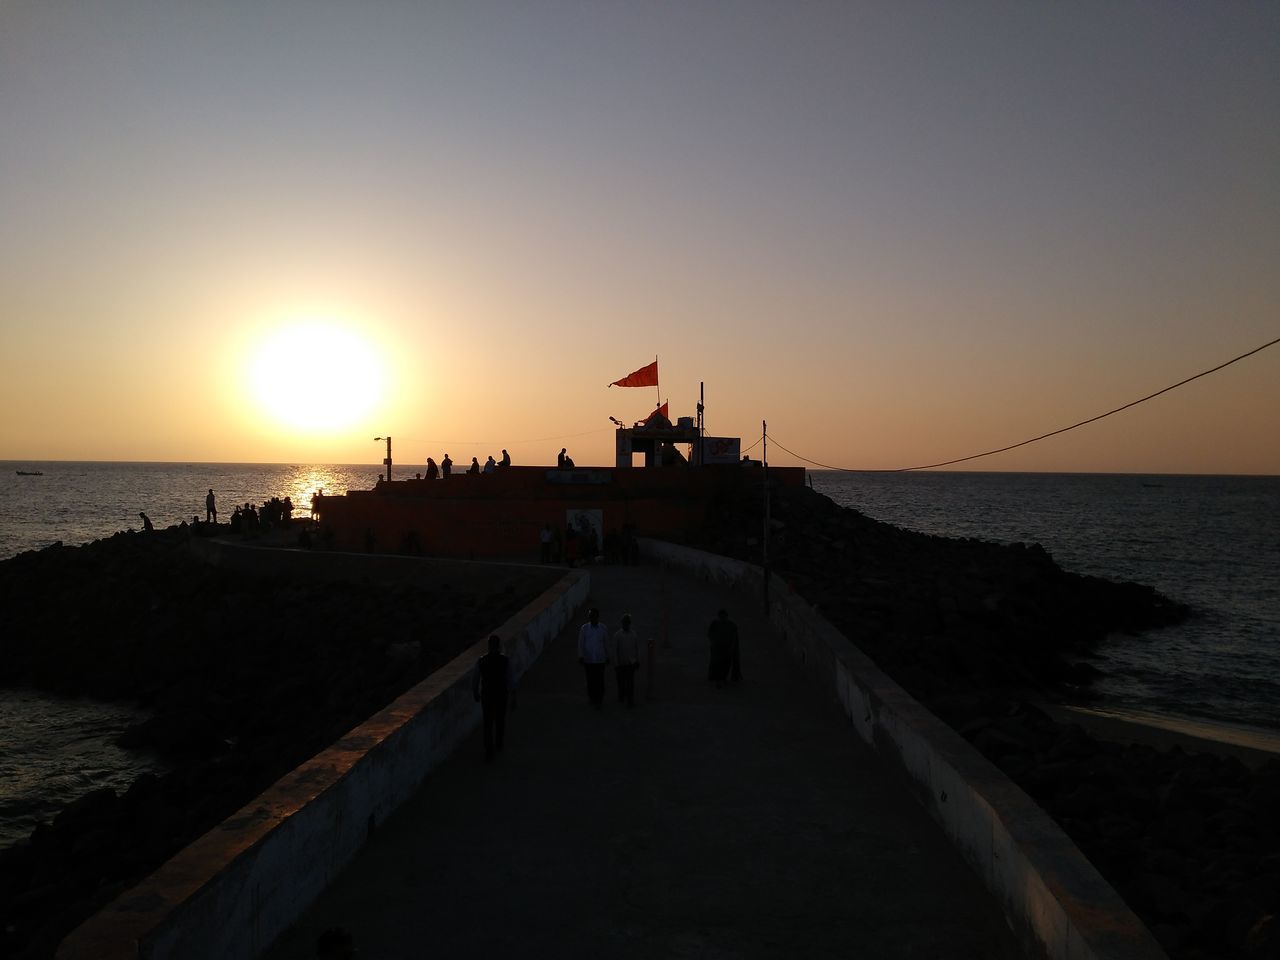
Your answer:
0;527;559;960
690;481;1279;960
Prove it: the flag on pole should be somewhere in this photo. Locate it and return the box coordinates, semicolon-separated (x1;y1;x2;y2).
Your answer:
643;402;669;425
609;360;658;388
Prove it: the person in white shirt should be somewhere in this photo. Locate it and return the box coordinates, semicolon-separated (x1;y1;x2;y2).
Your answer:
611;614;641;707
577;607;609;707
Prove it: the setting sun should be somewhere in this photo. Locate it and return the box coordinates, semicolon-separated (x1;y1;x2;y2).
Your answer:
245;322;385;434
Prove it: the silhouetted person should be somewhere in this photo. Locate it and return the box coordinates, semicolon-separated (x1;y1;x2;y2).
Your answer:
442;454;453;477
483;455;496;473
139;512;154;533
564;523;579;568
282;496;293;522
578;608;609;707
539;523;553;563
500;449;511;467
315;927;354;960
425;457;439;480
467;456;480;475
472;634;515;761
558;447;567;468
611;614;640;707
206;489;217;524
564;453;575;468
708;608;740;687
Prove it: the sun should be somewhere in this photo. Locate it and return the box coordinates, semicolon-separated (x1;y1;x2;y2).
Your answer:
245;321;385;433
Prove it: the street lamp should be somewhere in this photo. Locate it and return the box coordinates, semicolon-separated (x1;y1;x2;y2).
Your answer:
374;436;392;482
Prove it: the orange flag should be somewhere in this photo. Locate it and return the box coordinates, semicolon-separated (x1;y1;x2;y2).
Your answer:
643;402;669;424
609;360;658;388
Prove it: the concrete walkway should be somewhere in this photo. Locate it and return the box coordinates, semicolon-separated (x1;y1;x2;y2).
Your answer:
263;563;1023;959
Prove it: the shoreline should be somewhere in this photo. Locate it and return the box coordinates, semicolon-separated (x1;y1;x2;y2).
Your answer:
1044;703;1280;770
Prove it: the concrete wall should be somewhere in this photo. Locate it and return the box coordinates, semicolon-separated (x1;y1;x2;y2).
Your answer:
56;551;589;960
638;538;1167;960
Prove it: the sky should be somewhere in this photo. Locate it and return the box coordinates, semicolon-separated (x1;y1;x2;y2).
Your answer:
2;1;1277;474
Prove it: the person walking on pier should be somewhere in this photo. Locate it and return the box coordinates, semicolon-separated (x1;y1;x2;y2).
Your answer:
206;489;217;524
473;634;515;761
611;614;641;707
577;607;609;708
707;608;741;687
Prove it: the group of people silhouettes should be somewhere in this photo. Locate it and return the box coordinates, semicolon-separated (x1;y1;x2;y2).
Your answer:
423;450;512;479
478;604;738;754
413;447;587;479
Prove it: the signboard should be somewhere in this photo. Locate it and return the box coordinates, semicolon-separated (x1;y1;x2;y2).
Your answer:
702;437;741;464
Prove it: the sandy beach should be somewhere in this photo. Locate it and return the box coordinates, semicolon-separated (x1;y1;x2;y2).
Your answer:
1045;703;1280;770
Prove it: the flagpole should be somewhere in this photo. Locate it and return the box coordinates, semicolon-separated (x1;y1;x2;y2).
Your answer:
655;354;660;407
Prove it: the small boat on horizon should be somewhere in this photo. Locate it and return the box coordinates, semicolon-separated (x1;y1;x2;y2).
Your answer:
15;470;43;476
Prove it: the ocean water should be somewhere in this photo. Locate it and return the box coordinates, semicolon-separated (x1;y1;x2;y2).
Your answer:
0;462;1277;847
0;460;377;849
809;471;1280;735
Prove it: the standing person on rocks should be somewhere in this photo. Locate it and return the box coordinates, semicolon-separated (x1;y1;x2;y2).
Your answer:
472;634;516;761
707;608;740;687
577;607;609;708
611;613;641;707
206;489;217;524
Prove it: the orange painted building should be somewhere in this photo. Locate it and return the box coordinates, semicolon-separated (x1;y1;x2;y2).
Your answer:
314;462;805;561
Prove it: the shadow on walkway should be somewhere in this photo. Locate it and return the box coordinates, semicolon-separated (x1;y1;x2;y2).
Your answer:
265;563;1022;959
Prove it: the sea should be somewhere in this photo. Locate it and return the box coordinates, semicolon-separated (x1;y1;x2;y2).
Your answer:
0;461;1277;848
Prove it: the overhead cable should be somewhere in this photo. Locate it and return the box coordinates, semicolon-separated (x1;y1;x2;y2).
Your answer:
770;334;1279;473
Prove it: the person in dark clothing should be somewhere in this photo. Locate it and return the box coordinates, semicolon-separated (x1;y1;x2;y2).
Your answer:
707;608;740;687
205;489;217;524
441;454;453;477
472;634;515;760
139;511;154;533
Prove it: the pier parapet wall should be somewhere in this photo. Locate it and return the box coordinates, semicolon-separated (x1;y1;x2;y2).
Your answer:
55;544;588;960
638;538;1167;960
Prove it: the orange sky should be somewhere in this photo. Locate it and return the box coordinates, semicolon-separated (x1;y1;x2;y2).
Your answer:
2;3;1277;474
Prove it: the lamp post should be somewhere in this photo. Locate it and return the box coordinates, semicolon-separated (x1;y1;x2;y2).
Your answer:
374;436;392;483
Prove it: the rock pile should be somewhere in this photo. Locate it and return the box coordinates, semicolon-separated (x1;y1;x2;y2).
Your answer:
0;527;558;960
689;480;1279;960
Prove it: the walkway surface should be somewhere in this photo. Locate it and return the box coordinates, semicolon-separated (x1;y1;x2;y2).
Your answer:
264;563;1024;959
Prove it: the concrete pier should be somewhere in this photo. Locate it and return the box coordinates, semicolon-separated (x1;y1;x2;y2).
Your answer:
263;563;1023;959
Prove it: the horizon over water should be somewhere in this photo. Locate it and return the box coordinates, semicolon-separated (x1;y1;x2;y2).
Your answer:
0;461;1277;847
808;470;1280;737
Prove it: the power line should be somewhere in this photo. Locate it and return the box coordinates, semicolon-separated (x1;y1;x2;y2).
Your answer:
769;334;1280;473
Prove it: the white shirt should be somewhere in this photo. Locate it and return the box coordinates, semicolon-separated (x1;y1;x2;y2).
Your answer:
578;621;609;663
611;628;640;666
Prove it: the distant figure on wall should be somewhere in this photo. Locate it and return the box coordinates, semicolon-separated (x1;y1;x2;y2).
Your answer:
500;449;511;467
441;454;453;477
483;455;496;474
557;447;568;468
468;457;480;475
425;457;439;480
139;512;154;533
472;634;516;761
206;489;217;524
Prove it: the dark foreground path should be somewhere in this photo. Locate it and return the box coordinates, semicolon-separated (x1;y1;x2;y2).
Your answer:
264;563;1023;959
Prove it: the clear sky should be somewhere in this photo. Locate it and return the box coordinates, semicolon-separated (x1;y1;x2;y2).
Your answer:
2;2;1277;473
